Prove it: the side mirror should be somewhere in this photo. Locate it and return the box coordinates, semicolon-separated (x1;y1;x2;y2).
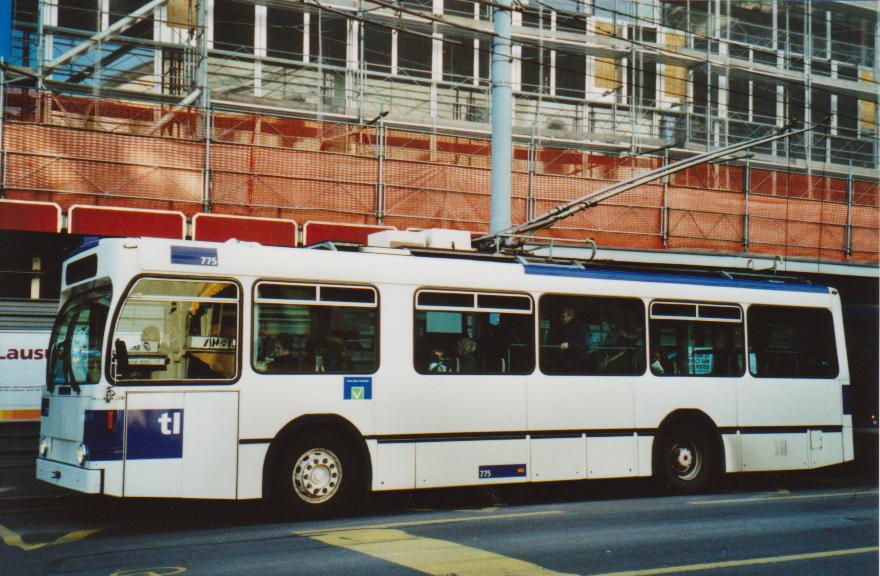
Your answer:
113;339;129;380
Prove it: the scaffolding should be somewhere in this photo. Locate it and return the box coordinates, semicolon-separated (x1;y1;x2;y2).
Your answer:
2;0;878;264
2;87;877;263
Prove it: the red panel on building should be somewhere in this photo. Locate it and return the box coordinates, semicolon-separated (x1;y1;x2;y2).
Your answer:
68;205;185;239
303;221;395;246
0;200;62;233
192;213;297;247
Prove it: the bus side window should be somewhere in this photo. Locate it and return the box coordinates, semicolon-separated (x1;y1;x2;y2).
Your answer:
112;279;240;382
253;282;378;375
539;295;645;376
648;302;744;377
414;290;534;375
746;305;838;378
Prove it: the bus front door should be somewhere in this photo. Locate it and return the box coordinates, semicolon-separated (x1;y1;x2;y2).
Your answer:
123;391;239;498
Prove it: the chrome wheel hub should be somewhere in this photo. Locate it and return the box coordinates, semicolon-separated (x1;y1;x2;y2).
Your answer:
671;441;701;481
292;448;342;504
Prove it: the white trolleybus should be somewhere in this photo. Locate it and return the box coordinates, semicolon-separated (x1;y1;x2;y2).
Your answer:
37;230;852;513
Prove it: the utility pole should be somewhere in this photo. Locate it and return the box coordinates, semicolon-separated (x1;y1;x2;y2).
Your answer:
490;0;512;234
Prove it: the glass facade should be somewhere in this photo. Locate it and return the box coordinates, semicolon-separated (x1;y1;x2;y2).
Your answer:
7;0;878;170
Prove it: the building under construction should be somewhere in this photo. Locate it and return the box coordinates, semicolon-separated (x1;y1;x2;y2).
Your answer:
0;1;877;438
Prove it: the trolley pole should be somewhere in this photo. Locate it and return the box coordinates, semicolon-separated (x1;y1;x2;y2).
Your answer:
490;0;512;235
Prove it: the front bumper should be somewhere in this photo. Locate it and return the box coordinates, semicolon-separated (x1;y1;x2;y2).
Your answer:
36;458;102;494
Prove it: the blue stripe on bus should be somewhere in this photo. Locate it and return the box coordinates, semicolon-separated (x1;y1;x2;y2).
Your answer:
842;385;852;416
523;264;830;294
170;245;218;266
83;409;184;461
83;410;124;461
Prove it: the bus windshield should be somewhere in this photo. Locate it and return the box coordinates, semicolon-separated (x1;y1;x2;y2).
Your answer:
47;287;111;391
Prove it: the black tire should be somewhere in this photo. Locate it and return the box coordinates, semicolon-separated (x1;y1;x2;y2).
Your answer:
272;429;361;516
654;424;718;494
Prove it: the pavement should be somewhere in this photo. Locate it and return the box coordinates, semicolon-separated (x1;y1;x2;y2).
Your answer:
0;464;79;510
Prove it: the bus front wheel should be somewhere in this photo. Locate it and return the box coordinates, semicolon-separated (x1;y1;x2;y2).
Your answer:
655;424;717;494
273;430;360;515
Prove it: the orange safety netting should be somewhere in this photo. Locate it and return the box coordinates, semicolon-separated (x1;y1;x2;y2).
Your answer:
2;88;877;264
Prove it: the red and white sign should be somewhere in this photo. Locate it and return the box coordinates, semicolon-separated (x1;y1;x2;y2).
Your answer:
192;213;298;247
0;199;62;233
68;205;186;239
0;331;50;422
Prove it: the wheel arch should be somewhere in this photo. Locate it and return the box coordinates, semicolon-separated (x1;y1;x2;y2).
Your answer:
652;409;725;477
261;413;372;500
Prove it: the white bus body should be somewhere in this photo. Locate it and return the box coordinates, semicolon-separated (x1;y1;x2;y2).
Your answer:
37;237;853;510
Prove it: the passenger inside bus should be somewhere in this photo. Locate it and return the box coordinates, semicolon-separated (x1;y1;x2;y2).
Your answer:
594;314;640;373
650;352;666;375
547;306;589;372
457;337;478;372
427;348;451;373
710;328;742;376
266;334;298;373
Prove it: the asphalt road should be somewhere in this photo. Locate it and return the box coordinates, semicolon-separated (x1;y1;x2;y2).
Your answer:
1;469;876;576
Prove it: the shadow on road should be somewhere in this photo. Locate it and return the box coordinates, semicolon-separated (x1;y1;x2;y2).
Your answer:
8;461;874;540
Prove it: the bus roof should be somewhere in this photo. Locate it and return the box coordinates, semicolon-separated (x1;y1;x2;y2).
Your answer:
523;264;830;294
79;237;833;299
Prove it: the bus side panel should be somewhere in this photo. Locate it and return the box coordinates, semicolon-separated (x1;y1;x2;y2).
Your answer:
124;392;185;497
721;433;742;473
416;439;529;488
373;441;416;490
809;430;844;469
739;432;809;472
123;391;238;499
531;436;586;482
238;443;269;499
181;392;238;499
636;435;653;477
529;375;636;480
843;414;854;462
587;435;637;479
103;461;125;496
634;379;737;437
237;374;374;453
737;378;842;471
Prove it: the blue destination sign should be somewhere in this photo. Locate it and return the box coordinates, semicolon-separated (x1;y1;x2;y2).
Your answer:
171;246;218;266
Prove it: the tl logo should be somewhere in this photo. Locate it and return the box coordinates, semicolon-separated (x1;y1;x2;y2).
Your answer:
157;411;182;436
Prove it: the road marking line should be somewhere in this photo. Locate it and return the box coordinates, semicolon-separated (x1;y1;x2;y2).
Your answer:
455;506;499;513
0;522;101;551
109;568;187;576
298;509;563;536
690;489;878;506
308;527;576;576
587;546;879;576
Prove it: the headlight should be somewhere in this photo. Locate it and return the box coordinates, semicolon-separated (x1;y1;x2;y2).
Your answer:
38;436;49;458
76;443;89;466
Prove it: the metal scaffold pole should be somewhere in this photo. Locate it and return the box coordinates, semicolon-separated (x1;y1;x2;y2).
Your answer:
490;0;512;235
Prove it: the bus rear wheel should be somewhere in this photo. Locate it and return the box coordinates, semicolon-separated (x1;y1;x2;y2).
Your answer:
273;430;360;516
655;424;717;494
